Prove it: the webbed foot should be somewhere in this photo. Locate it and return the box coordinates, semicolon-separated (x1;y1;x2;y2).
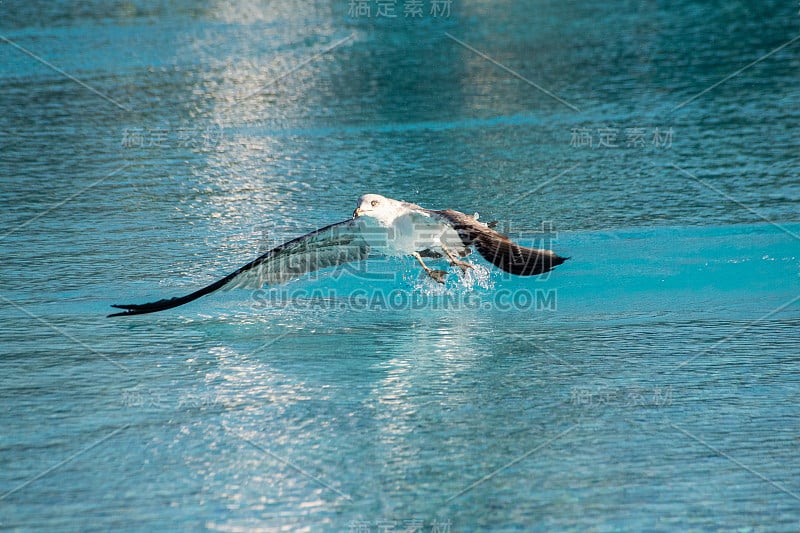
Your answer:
427;269;448;284
452;260;473;273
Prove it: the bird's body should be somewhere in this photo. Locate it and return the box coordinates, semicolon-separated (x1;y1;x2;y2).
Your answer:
354;199;465;258
109;194;568;317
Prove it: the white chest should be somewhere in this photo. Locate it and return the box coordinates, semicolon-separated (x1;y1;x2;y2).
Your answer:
357;208;468;257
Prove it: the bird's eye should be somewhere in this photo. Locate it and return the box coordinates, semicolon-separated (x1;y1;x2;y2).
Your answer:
371;200;379;207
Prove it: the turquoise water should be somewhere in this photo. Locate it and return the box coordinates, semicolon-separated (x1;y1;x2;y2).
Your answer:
2;1;799;531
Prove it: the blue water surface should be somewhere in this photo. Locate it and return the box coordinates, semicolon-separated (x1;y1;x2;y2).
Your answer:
1;1;799;531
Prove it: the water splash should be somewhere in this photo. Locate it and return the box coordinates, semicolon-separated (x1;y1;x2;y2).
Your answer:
459;262;494;291
406;260;494;296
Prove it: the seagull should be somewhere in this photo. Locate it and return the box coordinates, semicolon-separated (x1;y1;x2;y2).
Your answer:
108;194;568;317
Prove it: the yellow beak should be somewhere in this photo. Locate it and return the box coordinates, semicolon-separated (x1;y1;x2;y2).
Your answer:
353;208;364;219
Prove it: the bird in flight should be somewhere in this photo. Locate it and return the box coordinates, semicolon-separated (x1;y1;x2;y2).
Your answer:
109;194;568;317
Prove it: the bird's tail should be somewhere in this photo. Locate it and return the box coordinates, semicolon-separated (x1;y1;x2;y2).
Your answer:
473;233;568;276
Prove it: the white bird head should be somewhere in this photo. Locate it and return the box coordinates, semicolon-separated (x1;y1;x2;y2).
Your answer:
352;194;408;226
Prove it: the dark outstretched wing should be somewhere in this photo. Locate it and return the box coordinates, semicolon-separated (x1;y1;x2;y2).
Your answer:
429;209;568;276
108;218;370;317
